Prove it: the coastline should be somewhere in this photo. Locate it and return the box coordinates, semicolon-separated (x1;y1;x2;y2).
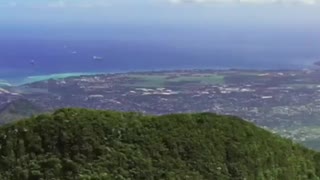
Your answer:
0;63;316;87
0;81;12;87
24;72;99;84
3;72;101;86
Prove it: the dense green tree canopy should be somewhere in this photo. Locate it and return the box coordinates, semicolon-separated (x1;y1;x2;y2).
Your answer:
0;108;319;179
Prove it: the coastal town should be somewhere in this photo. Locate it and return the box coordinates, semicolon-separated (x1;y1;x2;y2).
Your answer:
2;69;320;148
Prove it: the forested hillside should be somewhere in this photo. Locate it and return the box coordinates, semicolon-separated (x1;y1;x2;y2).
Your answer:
0;99;43;124
0;108;319;179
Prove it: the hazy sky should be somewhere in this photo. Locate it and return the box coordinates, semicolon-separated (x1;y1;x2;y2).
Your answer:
1;0;320;29
1;0;320;75
1;0;320;55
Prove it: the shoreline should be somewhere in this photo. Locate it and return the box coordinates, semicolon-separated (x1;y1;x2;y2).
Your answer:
3;72;100;86
1;66;317;86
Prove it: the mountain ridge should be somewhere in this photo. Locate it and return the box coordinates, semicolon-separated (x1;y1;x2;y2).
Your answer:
0;108;319;179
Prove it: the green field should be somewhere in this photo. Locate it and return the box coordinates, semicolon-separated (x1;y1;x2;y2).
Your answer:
126;74;225;87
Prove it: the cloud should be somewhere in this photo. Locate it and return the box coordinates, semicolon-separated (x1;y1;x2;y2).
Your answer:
0;0;111;9
167;0;320;5
46;0;111;9
47;0;66;8
75;1;111;8
1;0;318;9
0;1;17;8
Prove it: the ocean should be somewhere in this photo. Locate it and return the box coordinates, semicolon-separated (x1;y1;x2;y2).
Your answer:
1;25;319;85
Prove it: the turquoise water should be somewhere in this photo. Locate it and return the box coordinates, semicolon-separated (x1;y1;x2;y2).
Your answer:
24;72;98;84
0;72;99;86
0;81;12;87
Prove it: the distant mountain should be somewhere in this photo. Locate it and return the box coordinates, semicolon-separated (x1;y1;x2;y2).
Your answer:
0;98;43;124
0;108;319;179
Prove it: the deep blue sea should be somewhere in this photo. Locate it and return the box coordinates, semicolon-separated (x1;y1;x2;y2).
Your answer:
1;25;320;85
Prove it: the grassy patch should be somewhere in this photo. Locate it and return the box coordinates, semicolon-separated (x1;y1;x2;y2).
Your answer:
126;74;224;88
126;75;168;88
170;75;224;84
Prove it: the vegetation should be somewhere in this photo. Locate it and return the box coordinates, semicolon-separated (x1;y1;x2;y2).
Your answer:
0;99;43;124
127;74;224;87
0;108;319;179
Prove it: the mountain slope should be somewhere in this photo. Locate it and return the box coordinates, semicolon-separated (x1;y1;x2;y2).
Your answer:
0;108;319;179
0;98;43;124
